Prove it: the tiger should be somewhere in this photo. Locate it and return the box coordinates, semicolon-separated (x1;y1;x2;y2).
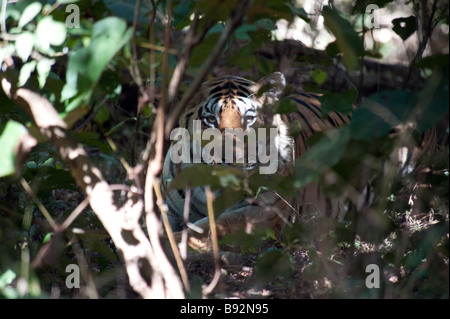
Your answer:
161;72;351;248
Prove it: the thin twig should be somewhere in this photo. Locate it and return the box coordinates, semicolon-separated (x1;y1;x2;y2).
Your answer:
129;0;144;168
180;186;192;260
148;0;157;110
139;42;179;55
131;0;145;95
130;0;157;167
153;180;190;291
59;197;90;232
202;186;221;296
20;178;58;231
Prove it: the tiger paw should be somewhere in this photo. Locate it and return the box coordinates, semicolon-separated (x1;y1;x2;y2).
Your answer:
172;230;212;251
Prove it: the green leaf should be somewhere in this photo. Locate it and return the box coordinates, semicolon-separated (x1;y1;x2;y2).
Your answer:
39;168;78;192
0;121;28;177
415;54;449;69
281;222;311;246
104;119;128;137
61;17;132;106
0;89;15;115
73;131;111;154
276;97;298;114
173;0;195;29
189;30;222;67
285;3;310;22
197;0;238;21
220;226;275;253
94;105;109;125
325;41;340;57
36;58;54;89
322;6;364;70
169;164;243;190
0;269;16;289
15;32;35;62
392;16;417;41
104;0;146;23
247;0;292;23
312;68;327;85
18;2;42;29
18;60;36;86
254;248;295;283
416;67;449;132
42;233;53;244
318;90;356;115
36;16;67;50
350;90;415;140
0;44;15;70
293;126;351;188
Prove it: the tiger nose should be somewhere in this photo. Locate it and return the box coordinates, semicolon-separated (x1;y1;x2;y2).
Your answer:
218;112;243;131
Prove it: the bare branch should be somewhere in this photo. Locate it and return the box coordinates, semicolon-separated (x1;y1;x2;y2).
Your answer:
202;186;221;296
1;70;184;299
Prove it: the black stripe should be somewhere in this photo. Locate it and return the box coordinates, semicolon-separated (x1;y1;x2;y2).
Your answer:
300;98;322;118
295;110;315;135
235;96;245;104
210;86;224;95
236;85;250;96
298;92;320;99
291;97;322;120
197;106;203;120
333;111;348;125
210;92;225;100
224;81;237;90
327;114;338;127
190;201;206;219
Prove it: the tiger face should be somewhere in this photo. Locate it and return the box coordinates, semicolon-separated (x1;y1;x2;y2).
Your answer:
177;72;291;172
198;73;285;130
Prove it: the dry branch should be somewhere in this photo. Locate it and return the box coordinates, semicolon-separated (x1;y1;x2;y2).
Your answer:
1;67;184;299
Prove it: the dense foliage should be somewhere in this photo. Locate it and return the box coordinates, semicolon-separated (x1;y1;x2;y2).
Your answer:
0;0;448;299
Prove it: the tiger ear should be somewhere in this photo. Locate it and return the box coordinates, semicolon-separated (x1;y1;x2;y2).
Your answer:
250;72;286;105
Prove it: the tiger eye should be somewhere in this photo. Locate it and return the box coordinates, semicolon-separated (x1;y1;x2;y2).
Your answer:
206;115;217;124
245;115;255;123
